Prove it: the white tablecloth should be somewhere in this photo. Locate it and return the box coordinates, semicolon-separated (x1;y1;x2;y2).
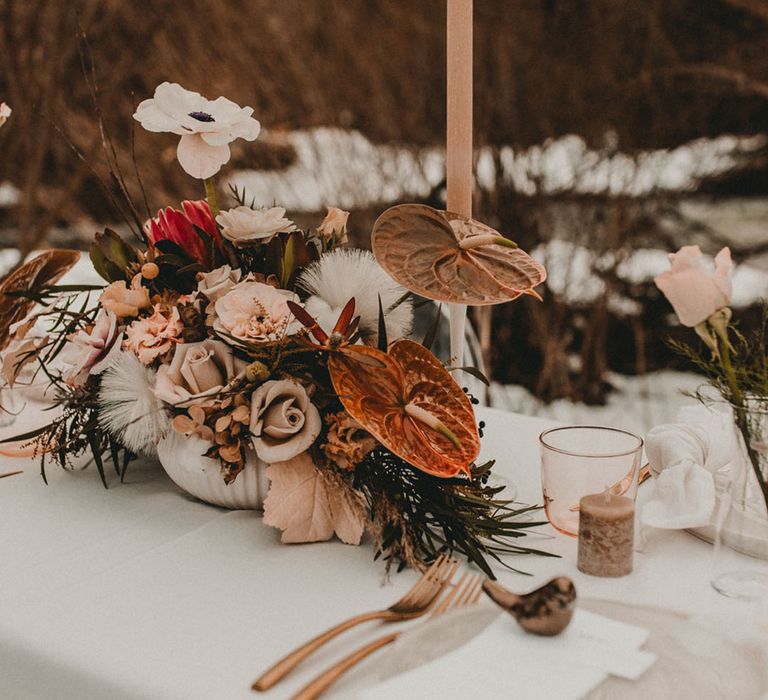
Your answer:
2;407;767;699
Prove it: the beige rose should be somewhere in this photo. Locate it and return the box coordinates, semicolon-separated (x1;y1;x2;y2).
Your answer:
197;265;242;303
250;379;321;462
212;280;301;344
654;246;732;327
100;275;151;318
317;207;349;246
154;338;245;407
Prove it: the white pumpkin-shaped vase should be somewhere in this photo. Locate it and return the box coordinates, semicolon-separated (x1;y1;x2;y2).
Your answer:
156;430;269;510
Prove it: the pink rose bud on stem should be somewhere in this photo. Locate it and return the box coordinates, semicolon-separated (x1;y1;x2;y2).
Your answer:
654;246;733;327
656;245;742;400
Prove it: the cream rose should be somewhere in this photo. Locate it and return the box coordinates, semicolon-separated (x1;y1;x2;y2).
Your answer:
212;280;300;344
216;206;296;246
100;275;151;318
250;379;321;462
154;339;245;407
197;265;242;302
654;246;733;327
317;207;349;246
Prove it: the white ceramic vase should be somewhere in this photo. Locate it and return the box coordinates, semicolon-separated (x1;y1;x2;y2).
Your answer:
156;430;269;510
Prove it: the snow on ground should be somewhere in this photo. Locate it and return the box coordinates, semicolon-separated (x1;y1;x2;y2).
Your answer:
228;128;766;211
490;370;706;437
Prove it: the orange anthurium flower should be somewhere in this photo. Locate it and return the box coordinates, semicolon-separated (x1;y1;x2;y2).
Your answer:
329;339;480;478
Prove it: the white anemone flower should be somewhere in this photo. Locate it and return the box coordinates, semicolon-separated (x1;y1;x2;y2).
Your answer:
133;82;261;179
0;103;11;128
216;205;296;245
298;249;412;345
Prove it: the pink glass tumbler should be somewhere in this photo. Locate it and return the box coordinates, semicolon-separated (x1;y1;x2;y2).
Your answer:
539;426;643;537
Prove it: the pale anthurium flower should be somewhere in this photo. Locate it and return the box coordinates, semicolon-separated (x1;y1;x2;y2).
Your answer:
317;207;349;246
133;82;261;179
250;379;321;462
154;339;246;408
0;103;11;128
211;280;301;343
216;206;296;246
654;246;733;327
123;306;184;364
197;265;242;302
299;249;412;345
58;310;123;387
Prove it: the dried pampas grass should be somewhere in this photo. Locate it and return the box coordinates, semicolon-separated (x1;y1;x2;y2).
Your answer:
299;249;412;344
98;351;169;456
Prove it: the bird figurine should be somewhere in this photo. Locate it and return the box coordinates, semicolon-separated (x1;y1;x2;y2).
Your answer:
482;576;576;636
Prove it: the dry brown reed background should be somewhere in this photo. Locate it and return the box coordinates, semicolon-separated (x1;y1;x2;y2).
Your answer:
1;0;768;404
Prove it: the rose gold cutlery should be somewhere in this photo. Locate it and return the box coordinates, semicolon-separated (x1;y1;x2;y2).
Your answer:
291;571;484;700
252;554;458;692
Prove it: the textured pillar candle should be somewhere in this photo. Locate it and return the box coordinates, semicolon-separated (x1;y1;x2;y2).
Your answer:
577;492;634;577
446;0;473;364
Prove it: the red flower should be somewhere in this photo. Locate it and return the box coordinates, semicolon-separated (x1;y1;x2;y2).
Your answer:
145;200;222;268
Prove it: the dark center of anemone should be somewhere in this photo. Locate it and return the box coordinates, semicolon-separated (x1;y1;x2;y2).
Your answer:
188;111;215;122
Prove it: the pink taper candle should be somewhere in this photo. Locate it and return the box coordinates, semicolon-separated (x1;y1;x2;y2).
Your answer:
446;0;473;364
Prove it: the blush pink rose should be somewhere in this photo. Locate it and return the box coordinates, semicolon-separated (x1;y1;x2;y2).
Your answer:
211;280;300;344
123;306;184;364
654;246;733;327
197;265;241;302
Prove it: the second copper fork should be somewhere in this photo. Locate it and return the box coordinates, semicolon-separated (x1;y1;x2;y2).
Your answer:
291;571;484;700
252;554;458;691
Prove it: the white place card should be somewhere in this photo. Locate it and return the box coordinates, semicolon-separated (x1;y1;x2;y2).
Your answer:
360;609;656;700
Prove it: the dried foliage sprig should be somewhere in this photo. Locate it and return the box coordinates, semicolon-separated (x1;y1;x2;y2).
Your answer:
354;447;556;578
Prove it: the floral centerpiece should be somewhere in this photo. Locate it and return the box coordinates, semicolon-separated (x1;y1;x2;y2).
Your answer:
0;84;550;576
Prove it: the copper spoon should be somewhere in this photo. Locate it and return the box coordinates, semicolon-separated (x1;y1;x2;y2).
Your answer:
482;576;576;636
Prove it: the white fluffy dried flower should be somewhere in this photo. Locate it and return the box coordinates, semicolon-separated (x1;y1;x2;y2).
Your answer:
98;351;170;456
298;249;412;345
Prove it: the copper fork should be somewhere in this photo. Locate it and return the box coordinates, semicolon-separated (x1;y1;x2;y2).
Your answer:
291;571;484;700
252;554;458;691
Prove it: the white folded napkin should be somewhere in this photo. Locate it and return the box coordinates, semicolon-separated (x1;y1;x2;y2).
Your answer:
642;405;739;530
360;609;656;700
